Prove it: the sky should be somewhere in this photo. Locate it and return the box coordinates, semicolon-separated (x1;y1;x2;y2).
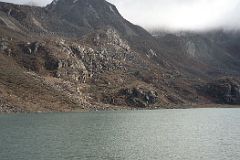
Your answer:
1;0;240;31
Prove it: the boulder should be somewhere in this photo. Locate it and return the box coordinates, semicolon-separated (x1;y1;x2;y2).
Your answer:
21;42;42;55
120;87;158;107
45;56;59;70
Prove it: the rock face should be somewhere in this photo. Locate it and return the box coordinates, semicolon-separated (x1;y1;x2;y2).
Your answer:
119;87;158;107
202;79;240;104
155;31;240;76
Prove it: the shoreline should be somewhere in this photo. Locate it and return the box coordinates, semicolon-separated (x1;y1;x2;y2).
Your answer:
1;103;240;114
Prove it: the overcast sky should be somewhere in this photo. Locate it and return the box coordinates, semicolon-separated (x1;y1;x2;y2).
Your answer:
1;0;240;31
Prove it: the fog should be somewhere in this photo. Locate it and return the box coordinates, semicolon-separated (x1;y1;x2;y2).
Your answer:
1;0;240;31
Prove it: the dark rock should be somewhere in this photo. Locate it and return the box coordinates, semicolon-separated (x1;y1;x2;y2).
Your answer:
120;87;158;107
45;56;59;71
21;42;41;55
203;79;240;104
31;42;41;54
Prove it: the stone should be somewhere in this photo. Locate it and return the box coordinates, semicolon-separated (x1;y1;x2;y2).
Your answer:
120;87;158;107
0;41;9;51
32;42;41;54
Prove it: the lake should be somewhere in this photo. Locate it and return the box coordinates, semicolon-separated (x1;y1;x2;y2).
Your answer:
0;109;240;160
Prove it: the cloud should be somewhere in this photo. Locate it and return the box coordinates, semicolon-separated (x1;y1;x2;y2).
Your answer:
109;0;240;31
1;0;240;31
0;0;49;6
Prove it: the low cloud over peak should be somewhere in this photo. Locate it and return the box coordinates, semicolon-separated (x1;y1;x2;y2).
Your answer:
1;0;240;31
110;0;240;31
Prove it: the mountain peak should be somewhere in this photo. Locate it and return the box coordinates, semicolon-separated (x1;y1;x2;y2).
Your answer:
48;0;107;9
45;0;143;37
47;0;118;19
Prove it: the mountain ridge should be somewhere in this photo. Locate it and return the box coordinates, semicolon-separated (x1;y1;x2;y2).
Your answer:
0;0;240;112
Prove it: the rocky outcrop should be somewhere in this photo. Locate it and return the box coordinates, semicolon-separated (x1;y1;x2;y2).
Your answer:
46;29;132;82
21;42;42;54
119;87;158;107
202;79;240;104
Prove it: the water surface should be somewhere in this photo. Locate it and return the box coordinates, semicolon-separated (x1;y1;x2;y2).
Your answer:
0;109;240;160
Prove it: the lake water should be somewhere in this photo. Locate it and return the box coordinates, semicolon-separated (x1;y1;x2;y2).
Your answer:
0;109;240;160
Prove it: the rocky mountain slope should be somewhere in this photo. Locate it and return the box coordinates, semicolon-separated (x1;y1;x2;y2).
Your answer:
0;0;240;112
154;31;240;76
